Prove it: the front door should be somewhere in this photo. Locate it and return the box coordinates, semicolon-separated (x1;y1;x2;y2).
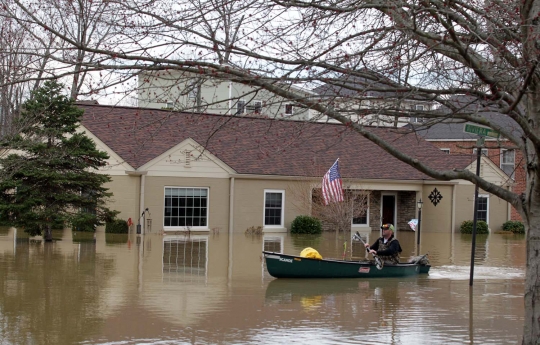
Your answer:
382;194;396;226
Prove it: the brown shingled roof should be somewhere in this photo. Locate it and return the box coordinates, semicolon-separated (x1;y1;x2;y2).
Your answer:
80;105;472;180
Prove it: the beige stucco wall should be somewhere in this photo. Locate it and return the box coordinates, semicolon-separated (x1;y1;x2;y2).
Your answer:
420;185;453;233
232;178;308;233
142;176;231;234
453;183;509;232
488;194;510;231
454;184;475;232
104;175;140;221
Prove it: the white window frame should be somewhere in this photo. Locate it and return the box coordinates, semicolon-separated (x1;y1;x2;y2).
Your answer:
263;189;285;229
284;103;294;116
351;192;369;227
476;194;489;224
163;187;210;231
253;100;262;114
409;104;425;123
440;148;450;154
166;101;174;109
500;149;515;179
236;100;246;115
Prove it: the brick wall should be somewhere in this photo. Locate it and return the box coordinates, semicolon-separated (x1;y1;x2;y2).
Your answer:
369;191;382;229
397;191;417;231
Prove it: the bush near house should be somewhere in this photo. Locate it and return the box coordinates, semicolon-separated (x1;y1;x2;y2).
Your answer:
71;213;97;232
459;220;489;234
502;220;525;234
105;219;129;234
291;215;322;234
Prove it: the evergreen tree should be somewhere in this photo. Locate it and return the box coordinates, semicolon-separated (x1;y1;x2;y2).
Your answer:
0;81;117;241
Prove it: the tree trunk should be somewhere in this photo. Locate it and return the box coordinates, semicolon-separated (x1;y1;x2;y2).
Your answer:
523;180;540;344
523;226;540;344
43;224;53;242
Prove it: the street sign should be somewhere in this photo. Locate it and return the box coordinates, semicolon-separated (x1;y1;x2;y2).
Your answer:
464;123;500;138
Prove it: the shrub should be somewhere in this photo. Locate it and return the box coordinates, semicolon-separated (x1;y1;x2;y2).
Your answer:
71;216;95;232
105;219;129;234
245;226;263;235
291;215;322;234
502;220;525;234
460;220;489;234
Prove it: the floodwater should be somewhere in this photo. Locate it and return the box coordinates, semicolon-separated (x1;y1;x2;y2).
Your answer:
0;227;525;345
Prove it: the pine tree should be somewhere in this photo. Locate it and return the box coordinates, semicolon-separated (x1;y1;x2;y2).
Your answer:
0;81;117;241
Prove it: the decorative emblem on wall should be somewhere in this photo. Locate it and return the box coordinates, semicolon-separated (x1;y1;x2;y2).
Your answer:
428;188;443;206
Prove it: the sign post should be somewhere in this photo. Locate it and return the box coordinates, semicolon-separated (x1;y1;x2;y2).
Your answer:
463;124;499;286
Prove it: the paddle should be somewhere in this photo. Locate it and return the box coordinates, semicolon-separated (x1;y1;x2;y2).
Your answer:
353;231;384;270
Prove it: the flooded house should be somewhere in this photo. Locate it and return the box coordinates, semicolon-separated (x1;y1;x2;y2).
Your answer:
78;104;513;234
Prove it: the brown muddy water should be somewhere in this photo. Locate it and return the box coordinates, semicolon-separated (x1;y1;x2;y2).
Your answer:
0;227;525;344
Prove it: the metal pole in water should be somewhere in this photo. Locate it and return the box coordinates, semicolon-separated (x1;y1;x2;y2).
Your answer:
469;137;484;286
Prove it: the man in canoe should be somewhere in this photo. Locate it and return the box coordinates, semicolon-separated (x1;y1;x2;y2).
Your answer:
364;224;402;264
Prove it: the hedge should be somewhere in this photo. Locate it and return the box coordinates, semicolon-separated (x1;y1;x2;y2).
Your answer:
459;220;489;234
290;215;322;234
502;220;525;234
105;219;129;234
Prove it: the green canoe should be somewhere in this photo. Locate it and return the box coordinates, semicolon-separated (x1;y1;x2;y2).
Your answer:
263;251;430;278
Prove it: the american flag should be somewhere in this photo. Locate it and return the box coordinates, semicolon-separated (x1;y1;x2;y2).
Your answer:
408;219;418;231
322;159;344;205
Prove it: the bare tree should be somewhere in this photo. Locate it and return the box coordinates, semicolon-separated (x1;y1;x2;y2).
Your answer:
288;178;369;233
3;0;540;341
0;15;47;137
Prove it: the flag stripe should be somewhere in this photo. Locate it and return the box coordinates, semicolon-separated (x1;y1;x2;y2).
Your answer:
322;159;344;205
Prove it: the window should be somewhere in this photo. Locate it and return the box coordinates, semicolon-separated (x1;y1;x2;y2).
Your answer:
352;193;369;226
164;187;208;228
187;80;199;99
254;101;262;114
264;190;284;227
476;194;489;223
284;104;294;116
166;102;174;109
410;105;425;123
472;148;488;157
236;100;246;115
501;149;515;178
441;148;450;154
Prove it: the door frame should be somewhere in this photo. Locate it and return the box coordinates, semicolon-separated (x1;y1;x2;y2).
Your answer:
380;192;397;234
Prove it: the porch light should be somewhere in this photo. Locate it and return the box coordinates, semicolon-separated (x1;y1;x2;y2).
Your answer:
417;199;424;210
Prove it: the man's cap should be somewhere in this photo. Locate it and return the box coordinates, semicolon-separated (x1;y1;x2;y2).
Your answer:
381;224;394;231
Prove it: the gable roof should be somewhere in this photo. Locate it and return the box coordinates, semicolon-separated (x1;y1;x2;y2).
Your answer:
312;70;432;102
313;71;402;98
79;105;472;180
409;95;523;140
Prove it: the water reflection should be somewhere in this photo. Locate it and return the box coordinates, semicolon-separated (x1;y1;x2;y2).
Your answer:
163;235;208;281
0;229;526;344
